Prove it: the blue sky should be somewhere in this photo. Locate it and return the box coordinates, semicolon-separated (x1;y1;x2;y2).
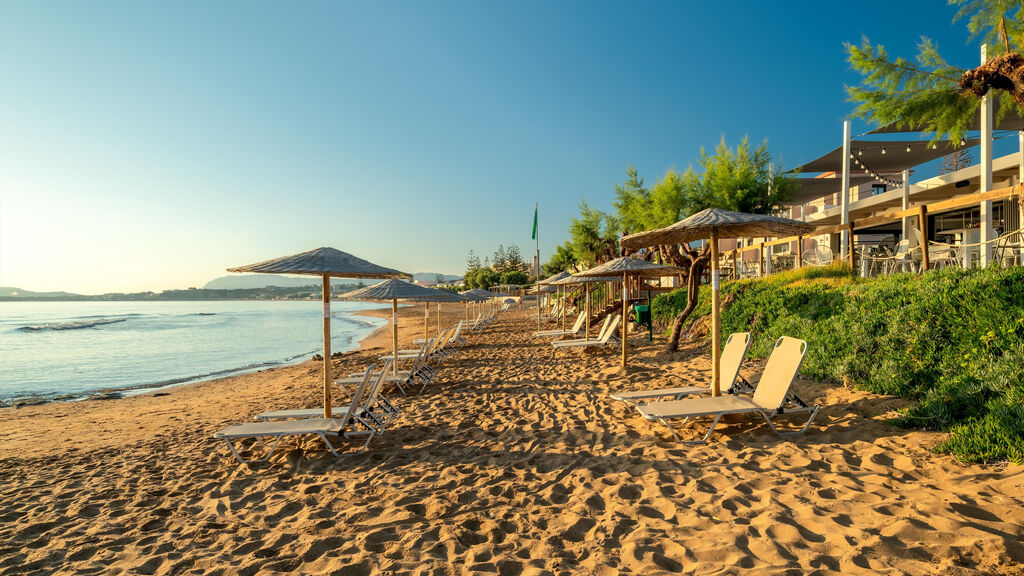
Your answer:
0;1;1003;292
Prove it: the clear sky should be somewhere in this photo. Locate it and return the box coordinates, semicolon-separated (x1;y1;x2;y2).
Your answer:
0;1;1000;293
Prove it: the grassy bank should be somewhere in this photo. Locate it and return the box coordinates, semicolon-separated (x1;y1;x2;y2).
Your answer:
651;264;1024;463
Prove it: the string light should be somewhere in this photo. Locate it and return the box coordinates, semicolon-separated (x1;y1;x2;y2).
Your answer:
858;148;864;155
881;147;886;155
906;145;912;152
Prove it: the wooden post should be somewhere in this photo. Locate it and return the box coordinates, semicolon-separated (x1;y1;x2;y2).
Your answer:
710;230;721;397
621;272;628;368
391;299;398;375
919;205;930;271
466;301;470;322
321;274;332;419
537;282;542;330
731;250;737;280
423;302;429;341
561;285;567;333
847;223;855;269
758;245;765;277
795;236;803;269
436;302;441;334
585;282;591;341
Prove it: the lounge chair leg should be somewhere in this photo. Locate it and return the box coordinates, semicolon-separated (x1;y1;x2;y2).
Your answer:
658;414;722;444
762;405;820;436
222;436;282;465
317;433;346;458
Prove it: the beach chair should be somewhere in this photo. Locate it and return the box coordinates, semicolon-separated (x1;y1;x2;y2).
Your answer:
213;365;378;464
609;333;752;406
636;337;820;444
552;315;620;349
256;359;397;431
534;312;585;338
344;343;434;395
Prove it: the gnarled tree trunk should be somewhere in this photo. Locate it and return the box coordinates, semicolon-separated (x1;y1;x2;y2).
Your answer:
666;245;710;352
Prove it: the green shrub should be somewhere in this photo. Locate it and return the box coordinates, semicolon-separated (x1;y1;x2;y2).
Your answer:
655;264;1024;463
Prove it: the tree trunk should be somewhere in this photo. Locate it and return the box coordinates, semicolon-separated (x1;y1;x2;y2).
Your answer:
665;247;710;352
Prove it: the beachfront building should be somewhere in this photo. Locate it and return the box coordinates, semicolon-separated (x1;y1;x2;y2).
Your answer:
718;110;1024;278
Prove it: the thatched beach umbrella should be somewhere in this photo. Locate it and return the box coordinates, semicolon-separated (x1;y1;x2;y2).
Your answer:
343;280;465;374
227;247;408;418
551;273;619;342
621;208;814;395
459;289;492;322
536;271;571;331
574;257;685;368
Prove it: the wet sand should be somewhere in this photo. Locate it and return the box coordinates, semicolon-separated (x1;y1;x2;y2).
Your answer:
1;304;1022;575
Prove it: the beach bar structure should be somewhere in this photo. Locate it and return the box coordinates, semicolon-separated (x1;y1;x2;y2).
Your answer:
716;51;1024;277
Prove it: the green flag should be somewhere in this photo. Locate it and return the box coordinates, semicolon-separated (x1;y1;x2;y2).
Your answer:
531;206;538;240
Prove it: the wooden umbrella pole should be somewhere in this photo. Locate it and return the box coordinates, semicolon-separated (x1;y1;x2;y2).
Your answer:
561;285;567;332
465;301;469;321
585;283;591;341
321;274;332;418
537;283;542;330
621;272;628;367
391;299;399;375
710;230;721;396
436;302;441;334
423;302;429;341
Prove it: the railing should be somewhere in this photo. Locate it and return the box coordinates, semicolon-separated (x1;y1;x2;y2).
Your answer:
722;184;1023;276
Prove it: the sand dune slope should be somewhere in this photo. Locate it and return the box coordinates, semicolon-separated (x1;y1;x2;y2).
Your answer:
1;307;1022;575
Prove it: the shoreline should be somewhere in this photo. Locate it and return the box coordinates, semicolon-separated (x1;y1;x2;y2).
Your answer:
0;305;399;408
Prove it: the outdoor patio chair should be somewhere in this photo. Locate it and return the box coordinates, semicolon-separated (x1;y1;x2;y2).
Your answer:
636;337;819;444
886;239;917;274
213;365;378;464
609;332;753;406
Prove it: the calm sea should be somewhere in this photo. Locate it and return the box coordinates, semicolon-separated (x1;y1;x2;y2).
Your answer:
0;300;388;403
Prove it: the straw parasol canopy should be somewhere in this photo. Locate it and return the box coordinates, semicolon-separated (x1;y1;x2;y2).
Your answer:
458;289;494;301
574;257;685;368
620;208;815;248
227;247;408;419
533;270;572;330
227;246;409;278
459;288;493;322
343;280;465;369
621;209;814;397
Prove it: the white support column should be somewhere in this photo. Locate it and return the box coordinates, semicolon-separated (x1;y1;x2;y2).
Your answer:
840;120;852;258
901;169;911;239
980;44;994;266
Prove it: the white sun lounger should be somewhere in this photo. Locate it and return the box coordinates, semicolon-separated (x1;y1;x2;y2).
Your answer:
256;359;397;431
552;315;620;349
534;312;585;338
636;337;820;444
213;365;377;464
610;332;753;406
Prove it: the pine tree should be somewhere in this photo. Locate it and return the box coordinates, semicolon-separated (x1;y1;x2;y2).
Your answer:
940;148;976;174
846;2;1024;141
505;245;526;272
492;245;507;272
465;250;481;272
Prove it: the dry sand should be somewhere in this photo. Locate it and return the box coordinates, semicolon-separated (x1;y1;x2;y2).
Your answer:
1;303;1022;575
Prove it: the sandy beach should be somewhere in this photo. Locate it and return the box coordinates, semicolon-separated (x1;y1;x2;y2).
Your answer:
1;304;1022;575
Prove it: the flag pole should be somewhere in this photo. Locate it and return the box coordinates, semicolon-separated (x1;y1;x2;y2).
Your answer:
535;202;541;331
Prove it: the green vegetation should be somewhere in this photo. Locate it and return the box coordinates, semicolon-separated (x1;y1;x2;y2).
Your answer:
651;264;1024;463
847;0;1024;141
464;243;530;288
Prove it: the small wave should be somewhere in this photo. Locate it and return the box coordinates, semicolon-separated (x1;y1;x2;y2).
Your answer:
188;312;216;316
18;318;129;332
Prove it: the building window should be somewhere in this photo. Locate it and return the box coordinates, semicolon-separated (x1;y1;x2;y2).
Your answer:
871;184;886;196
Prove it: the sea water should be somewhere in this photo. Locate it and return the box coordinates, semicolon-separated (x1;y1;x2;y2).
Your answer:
0;300;388;403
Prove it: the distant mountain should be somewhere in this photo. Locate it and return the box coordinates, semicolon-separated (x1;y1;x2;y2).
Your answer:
0;287;82;298
412;273;462;285
203;274;361;290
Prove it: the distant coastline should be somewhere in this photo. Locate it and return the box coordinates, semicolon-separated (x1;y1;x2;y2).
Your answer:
0;285;362;302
